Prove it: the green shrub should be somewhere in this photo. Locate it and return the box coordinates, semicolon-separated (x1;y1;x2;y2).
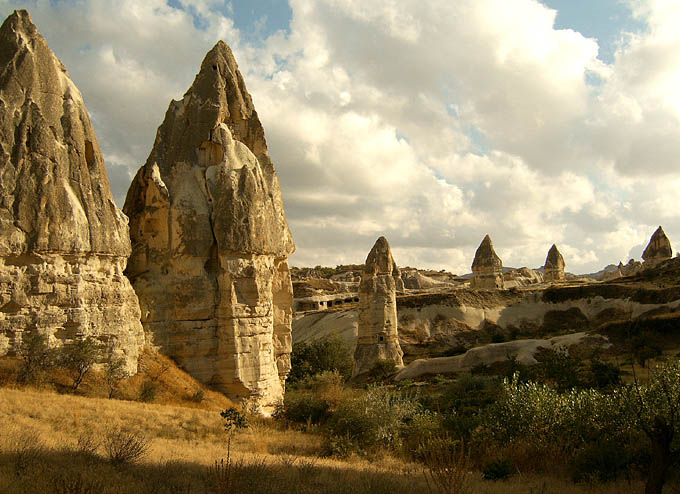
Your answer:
277;391;330;425
321;433;364;458
17;331;55;385
367;359;398;382
139;381;157;402
482;459;512;480
326;386;423;453
288;334;353;386
570;441;633;482
588;360;621;389
491;332;505;343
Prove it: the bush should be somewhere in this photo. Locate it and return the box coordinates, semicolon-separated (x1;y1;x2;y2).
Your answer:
139;381;157;402
288;334;353;386
17;331;55;385
570;441;633;483
277;391;330;425
420;436;471;493
190;389;205;403
103;427;151;466
326;386;423;454
482;459;512;480
588;360;621;389
491;333;505;343
367;359;398;382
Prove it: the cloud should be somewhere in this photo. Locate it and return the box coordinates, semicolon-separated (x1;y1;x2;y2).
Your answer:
2;0;679;274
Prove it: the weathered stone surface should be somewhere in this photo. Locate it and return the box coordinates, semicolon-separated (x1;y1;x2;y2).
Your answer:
642;226;672;267
353;237;404;376
471;235;504;289
544;244;565;282
124;41;294;411
0;10;143;372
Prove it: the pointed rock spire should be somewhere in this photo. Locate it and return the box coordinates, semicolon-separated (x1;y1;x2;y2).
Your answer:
0;10;143;372
124;40;294;412
544;244;566;282
354;237;404;376
471;235;504;289
642;226;672;267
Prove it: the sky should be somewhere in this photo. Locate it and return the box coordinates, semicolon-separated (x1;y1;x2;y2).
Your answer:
2;0;679;275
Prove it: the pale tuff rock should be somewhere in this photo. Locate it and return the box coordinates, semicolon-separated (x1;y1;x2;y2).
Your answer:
503;267;543;288
124;41;294;411
353;237;404;376
642;226;672;267
471;235;504;289
544;244;566;282
0;10;143;373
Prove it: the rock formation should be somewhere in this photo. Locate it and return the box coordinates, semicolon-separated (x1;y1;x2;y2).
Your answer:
471;235;504;289
124;40;295;411
0;10;144;372
353;237;404;376
642;226;672;267
543;244;565;282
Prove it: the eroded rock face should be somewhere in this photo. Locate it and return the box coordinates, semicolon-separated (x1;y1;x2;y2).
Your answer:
471;235;504;289
124;41;294;411
0;10;143;372
642;226;672;267
544;244;566;282
353;237;404;376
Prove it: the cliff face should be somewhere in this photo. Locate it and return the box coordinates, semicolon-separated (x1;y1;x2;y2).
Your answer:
0;10;143;372
124;41;294;411
353;237;404;376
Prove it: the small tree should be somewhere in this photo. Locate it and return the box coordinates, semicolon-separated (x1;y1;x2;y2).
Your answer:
104;353;128;399
61;336;103;391
17;331;54;385
220;407;248;467
288;334;353;385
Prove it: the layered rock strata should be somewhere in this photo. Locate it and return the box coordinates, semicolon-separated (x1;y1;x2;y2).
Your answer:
642;226;672;268
543;244;566;282
0;11;143;372
471;235;504;289
353;237;404;376
124;41;294;410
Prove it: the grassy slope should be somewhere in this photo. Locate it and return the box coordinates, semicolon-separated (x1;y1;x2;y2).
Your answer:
0;385;643;493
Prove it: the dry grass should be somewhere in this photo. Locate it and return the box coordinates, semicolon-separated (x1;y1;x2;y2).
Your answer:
0;386;646;493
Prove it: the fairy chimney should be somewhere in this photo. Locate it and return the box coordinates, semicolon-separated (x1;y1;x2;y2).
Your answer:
471;235;504;289
353;237;404;376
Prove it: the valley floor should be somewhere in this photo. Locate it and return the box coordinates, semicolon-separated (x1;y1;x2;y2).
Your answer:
0;386;643;494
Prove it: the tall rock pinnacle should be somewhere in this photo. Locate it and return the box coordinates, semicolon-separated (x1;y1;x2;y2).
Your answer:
543;244;566;282
0;10;144;372
642;226;672;267
353;237;404;377
471;235;504;289
124;40;295;411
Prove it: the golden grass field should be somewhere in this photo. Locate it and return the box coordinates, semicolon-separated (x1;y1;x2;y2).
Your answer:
0;382;646;494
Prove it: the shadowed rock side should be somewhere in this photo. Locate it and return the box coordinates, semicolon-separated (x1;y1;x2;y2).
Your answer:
544;244;565;282
353;237;404;376
0;10;143;372
471;235;504;289
124;41;294;411
642;226;672;268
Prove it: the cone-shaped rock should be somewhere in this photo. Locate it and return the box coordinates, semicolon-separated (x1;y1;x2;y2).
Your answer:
0;10;143;371
544;244;565;282
124;41;295;411
642;226;672;267
353;237;404;376
471;235;504;289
